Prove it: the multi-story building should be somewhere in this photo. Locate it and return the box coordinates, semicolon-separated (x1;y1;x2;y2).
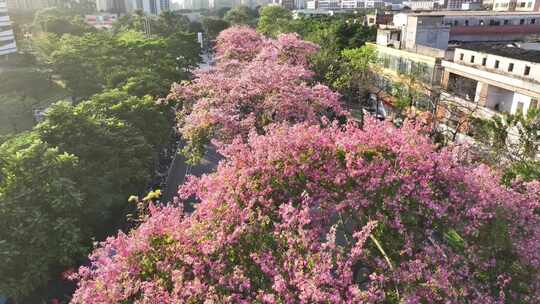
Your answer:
96;0;131;13
493;0;540;12
441;43;540;117
208;0;233;9
0;0;16;57
6;0;47;10
403;0;444;10
370;9;540;130
129;0;169;14
307;0;385;9
278;0;295;9
391;11;540;42
445;0;482;10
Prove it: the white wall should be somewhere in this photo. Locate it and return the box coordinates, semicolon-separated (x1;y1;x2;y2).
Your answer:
453;48;540;84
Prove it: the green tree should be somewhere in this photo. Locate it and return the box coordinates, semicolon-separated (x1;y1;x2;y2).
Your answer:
35;100;154;237
224;5;255;25
0;133;86;300
151;11;191;36
40;30;200;99
79;89;173;149
331;45;378;104
471;108;540;184
257;5;293;37
202;17;230;40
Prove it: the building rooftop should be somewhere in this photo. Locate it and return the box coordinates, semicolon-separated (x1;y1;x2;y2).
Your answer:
407;10;540;17
457;43;540;63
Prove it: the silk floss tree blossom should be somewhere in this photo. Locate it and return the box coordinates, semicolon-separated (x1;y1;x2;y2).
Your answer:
71;119;540;303
167;26;347;163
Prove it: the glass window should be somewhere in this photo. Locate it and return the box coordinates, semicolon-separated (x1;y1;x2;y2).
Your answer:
495;60;500;68
470;55;475;63
531;99;538;110
460;53;464;60
520;19;525;25
516;102;525;115
508;63;514;72
524;65;531;75
504;19;509;25
482;58;487;66
531;19;536;24
465;20;469;26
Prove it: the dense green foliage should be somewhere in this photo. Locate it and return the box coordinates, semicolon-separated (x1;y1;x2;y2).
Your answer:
0;70;68;135
35;30;200;100
0;90;172;300
224;5;257;26
0;133;86;299
256;10;376;99
202;17;230;40
469;109;540;184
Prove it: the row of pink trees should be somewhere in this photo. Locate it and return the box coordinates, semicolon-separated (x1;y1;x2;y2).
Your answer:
166;26;346;163
71;27;540;303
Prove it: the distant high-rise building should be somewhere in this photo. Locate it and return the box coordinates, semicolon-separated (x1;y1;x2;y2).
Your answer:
6;0;47;10
129;0;170;14
208;0;233;9
0;0;17;56
96;0;131;13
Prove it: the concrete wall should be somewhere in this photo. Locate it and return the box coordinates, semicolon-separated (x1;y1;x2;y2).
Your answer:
485;85;514;113
453;48;540;84
404;16;449;51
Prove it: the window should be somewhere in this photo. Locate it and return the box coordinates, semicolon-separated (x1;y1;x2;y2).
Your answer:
465;20;469;26
531;99;538;110
520;19;525;25
528;1;533;7
470;55;475;63
504;19;509;25
508;63;514;72
517;102;525;115
524;65;531;75
532;19;536;24
454;20;458;26
490;20;501;26
482;57;487;66
520;1;526;7
495;60;500;68
460;53;464;61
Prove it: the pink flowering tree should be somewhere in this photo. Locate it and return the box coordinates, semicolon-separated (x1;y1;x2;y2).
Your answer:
71;119;540;303
167;26;346;163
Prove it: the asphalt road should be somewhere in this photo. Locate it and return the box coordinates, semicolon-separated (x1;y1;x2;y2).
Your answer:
162;143;221;210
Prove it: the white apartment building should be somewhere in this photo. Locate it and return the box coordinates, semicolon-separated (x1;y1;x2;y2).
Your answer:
493;0;540;12
0;0;16;56
403;0;444;10
371;10;540;125
441;44;540;116
306;0;384;9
